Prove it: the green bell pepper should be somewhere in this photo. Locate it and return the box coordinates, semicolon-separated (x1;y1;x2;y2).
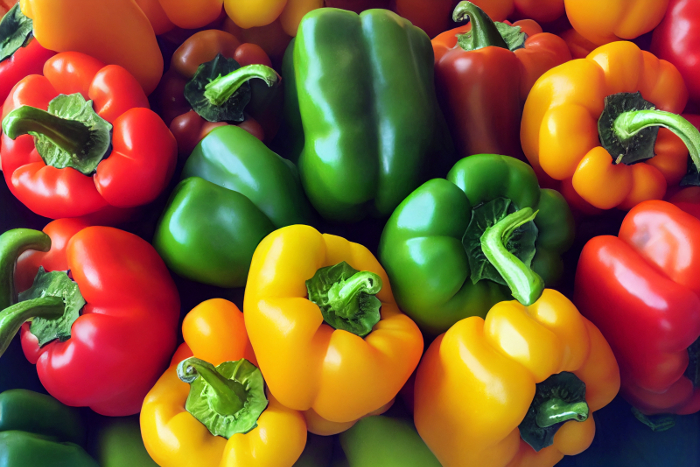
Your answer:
292;433;334;467
378;154;575;336
90;415;159;467
339;412;441;467
0;389;98;467
153;125;313;288
287;8;454;222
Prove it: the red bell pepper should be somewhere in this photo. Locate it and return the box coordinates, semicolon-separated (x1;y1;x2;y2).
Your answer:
575;200;700;415
0;3;55;104
0;218;180;416
432;2;570;162
1;52;177;221
651;0;700;109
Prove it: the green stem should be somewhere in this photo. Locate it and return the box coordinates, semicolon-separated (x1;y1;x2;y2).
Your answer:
327;271;382;320
203;64;280;107
480;208;545;305
452;1;509;51
614;110;700;171
536;399;589;428
0;229;51;310
2;105;93;155
0;296;64;358
177;357;247;415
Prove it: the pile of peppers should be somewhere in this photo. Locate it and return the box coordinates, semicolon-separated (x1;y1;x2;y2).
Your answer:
1;1;700;466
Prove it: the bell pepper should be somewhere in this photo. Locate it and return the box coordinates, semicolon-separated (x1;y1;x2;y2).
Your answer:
243;225;424;427
564;0;669;46
155;29;282;155
0;218;180;416
92;415;159;467
154;125;313;288
0;1;17;17
339;409;441;467
575;200;700;415
141;298;307;467
414;208;620;467
19;0;163;95
292;433;334;467
287;7;454;221
1;52;177;222
558;28;597;59
470;0;565;24
521;41;700;211
650;0;700;108
0;3;54;105
379;154;574;336
155;0;223;30
134;0;174;35
392;0;456;39
224;0;323;36
221;17;292;65
433;2;570;162
0;389;98;467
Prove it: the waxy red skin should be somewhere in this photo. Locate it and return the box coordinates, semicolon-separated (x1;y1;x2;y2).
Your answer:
16;219;180;416
0;38;55;104
575;200;700;415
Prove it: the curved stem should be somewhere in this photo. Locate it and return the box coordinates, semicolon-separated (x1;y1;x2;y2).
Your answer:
480;208;545;305
452;1;509;51
2;105;92;154
614;110;700;172
0;296;64;358
204;64;280;107
327;271;382;320
177;357;247;415
536;399;589;428
0;229;51;310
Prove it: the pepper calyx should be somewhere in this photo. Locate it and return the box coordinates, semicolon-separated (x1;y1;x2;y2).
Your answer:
0;3;33;63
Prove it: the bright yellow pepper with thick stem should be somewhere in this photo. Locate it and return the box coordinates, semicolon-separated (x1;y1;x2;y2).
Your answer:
140;299;307;467
224;0;322;36
243;225;424;431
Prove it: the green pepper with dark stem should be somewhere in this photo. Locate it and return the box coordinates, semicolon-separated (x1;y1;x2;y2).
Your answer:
153;125;314;288
0;388;98;467
378;154;575;336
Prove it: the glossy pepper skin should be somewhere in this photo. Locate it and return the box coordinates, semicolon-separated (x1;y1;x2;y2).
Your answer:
11;219;180;416
379;154;574;336
0;389;98;467
471;0;565;24
154;125;313;288
574;200;700;416
243;225;424;426
433;3;570;162
521;41;691;211
564;0;669;46
19;0;163;95
651;0;700;108
288;8;454;222
92;416;159;467
1;52;177;221
141;299;307;467
224;0;323;37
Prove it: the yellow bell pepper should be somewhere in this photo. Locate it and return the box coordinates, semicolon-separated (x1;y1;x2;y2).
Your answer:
224;0;322;36
20;0;163;95
140;299;307;467
243;225;424;430
414;208;620;467
521;41;700;211
157;0;223;30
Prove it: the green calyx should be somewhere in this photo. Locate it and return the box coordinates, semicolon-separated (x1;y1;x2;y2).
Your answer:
0;229;85;358
453;1;526;52
306;261;382;337
185;53;280;123
177;357;269;438
479;207;544;305
519;372;589;452
463;197;538;287
631;407;676;432
2;93;113;175
0;3;33;63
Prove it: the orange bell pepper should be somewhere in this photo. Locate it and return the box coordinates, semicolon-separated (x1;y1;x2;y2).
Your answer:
243;225;424;429
141;299;307;467
521;41;700;211
157;0;223;30
19;0;163;95
564;0;669;46
224;0;322;36
414;208;620;467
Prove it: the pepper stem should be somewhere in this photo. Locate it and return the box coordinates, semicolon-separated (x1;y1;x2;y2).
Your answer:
452;1;509;51
177;357;247;415
480;208;545;305
0;296;64;358
536;399;589;428
327;271;382;320
203;64;280;107
3;105;94;156
0;229;51;310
